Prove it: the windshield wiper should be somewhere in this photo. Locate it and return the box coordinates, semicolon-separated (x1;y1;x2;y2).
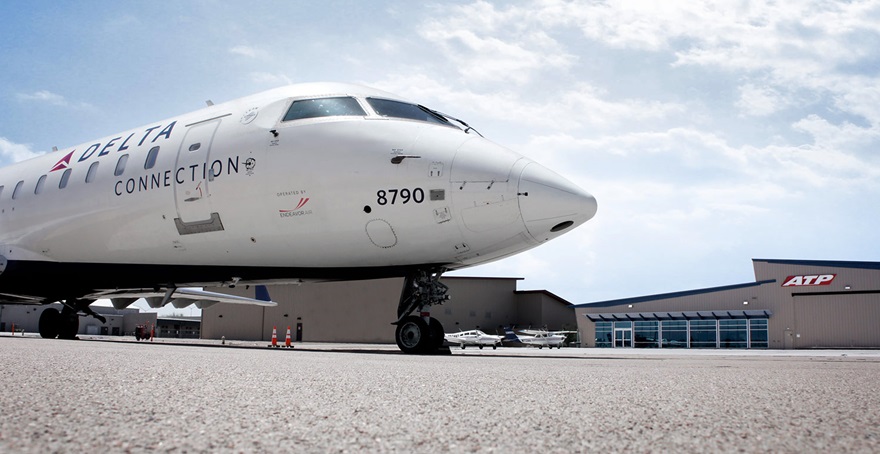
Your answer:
418;105;483;137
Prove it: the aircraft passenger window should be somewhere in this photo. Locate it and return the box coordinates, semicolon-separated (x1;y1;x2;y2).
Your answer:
59;168;72;189
282;97;366;122
85;162;99;183
366;98;451;126
12;180;24;200
114;154;129;177
144;146;160;170
35;175;47;195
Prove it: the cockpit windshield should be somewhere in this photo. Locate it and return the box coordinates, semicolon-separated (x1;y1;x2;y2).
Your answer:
366;98;450;125
366;98;482;135
282;97;366;122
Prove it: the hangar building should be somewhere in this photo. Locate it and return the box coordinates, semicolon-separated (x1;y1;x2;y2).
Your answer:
574;259;880;349
203;276;576;343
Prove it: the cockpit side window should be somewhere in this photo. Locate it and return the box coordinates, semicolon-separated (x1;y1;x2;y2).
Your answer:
282;97;366;122
366;98;451;126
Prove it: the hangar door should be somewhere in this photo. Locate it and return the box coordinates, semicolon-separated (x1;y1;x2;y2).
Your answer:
792;293;880;348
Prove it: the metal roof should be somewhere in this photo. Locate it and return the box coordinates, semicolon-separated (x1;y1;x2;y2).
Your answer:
753;258;880;270
573;280;776;308
585;309;772;322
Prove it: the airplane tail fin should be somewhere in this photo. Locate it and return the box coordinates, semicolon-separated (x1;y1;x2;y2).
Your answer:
503;328;521;342
255;285;272;302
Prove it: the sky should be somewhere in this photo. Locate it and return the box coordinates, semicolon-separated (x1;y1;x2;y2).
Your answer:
1;1;879;315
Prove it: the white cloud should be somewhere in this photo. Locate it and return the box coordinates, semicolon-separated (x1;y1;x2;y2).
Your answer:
229;45;266;59
17;90;68;106
248;72;293;86
736;84;787;117
0;137;42;164
16;90;96;111
418;1;576;86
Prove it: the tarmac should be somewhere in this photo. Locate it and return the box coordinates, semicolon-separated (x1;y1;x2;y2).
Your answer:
1;333;879;452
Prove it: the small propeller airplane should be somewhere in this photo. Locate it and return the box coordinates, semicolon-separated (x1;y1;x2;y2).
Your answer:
444;329;504;349
503;328;575;349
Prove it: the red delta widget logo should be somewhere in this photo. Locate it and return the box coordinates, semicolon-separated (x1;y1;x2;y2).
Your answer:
781;274;836;287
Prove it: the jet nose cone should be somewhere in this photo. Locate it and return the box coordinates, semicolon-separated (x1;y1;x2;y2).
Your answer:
518;163;597;241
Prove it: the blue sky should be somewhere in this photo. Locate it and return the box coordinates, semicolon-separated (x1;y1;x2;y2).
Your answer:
2;1;879;315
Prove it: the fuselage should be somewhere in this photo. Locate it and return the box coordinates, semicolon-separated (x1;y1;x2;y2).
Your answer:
0;83;597;303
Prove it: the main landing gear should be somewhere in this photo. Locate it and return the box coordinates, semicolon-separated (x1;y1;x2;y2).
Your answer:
393;270;450;355
38;299;106;340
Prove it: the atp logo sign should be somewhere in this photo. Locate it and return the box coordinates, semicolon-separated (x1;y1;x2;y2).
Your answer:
781;274;836;287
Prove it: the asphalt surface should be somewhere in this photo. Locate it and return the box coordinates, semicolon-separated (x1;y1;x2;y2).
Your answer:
1;335;879;452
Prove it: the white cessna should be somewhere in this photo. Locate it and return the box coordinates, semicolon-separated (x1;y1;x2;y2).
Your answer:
504;328;574;349
0;82;597;354
444;329;504;349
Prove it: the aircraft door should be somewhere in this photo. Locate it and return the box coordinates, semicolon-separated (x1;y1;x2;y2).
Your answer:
174;119;221;224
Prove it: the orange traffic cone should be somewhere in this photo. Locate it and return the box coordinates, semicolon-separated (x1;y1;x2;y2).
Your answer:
270;326;278;348
285;326;292;348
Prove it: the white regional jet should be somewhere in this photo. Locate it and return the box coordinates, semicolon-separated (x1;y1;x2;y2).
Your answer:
0;82;597;354
444;329;504;349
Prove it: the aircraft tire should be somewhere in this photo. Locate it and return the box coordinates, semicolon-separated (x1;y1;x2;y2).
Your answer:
395;316;430;354
493;345;497;350
461;344;466;349
427;317;445;351
479;345;483;349
38;308;60;339
58;311;79;340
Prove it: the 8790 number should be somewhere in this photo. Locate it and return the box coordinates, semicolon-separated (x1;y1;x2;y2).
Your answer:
377;188;425;205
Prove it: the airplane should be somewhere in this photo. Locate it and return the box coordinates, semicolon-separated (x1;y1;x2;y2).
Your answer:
503;328;573;349
0;82;597;354
444;329;504;349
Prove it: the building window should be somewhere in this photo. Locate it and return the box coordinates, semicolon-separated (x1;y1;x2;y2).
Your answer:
690;320;717;349
634;321;659;348
719;319;748;348
749;319;769;348
595;322;612;348
661;320;688;348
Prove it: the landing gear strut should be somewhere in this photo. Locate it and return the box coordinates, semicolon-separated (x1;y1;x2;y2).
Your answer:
394;269;450;354
37;299;105;340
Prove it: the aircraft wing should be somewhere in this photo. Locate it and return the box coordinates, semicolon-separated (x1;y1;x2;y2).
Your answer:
90;287;278;308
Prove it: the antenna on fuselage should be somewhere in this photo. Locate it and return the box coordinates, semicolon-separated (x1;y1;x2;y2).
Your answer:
205;100;214;106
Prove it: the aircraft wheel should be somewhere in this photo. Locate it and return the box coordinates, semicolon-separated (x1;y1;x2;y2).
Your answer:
539;345;543;349
38;308;60;339
395;316;430;354
427;317;445;350
461;345;466;350
479;345;483;349
58;310;79;340
493;345;497;350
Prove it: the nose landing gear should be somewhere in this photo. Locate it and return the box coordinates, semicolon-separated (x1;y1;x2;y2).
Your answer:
393;270;450;354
